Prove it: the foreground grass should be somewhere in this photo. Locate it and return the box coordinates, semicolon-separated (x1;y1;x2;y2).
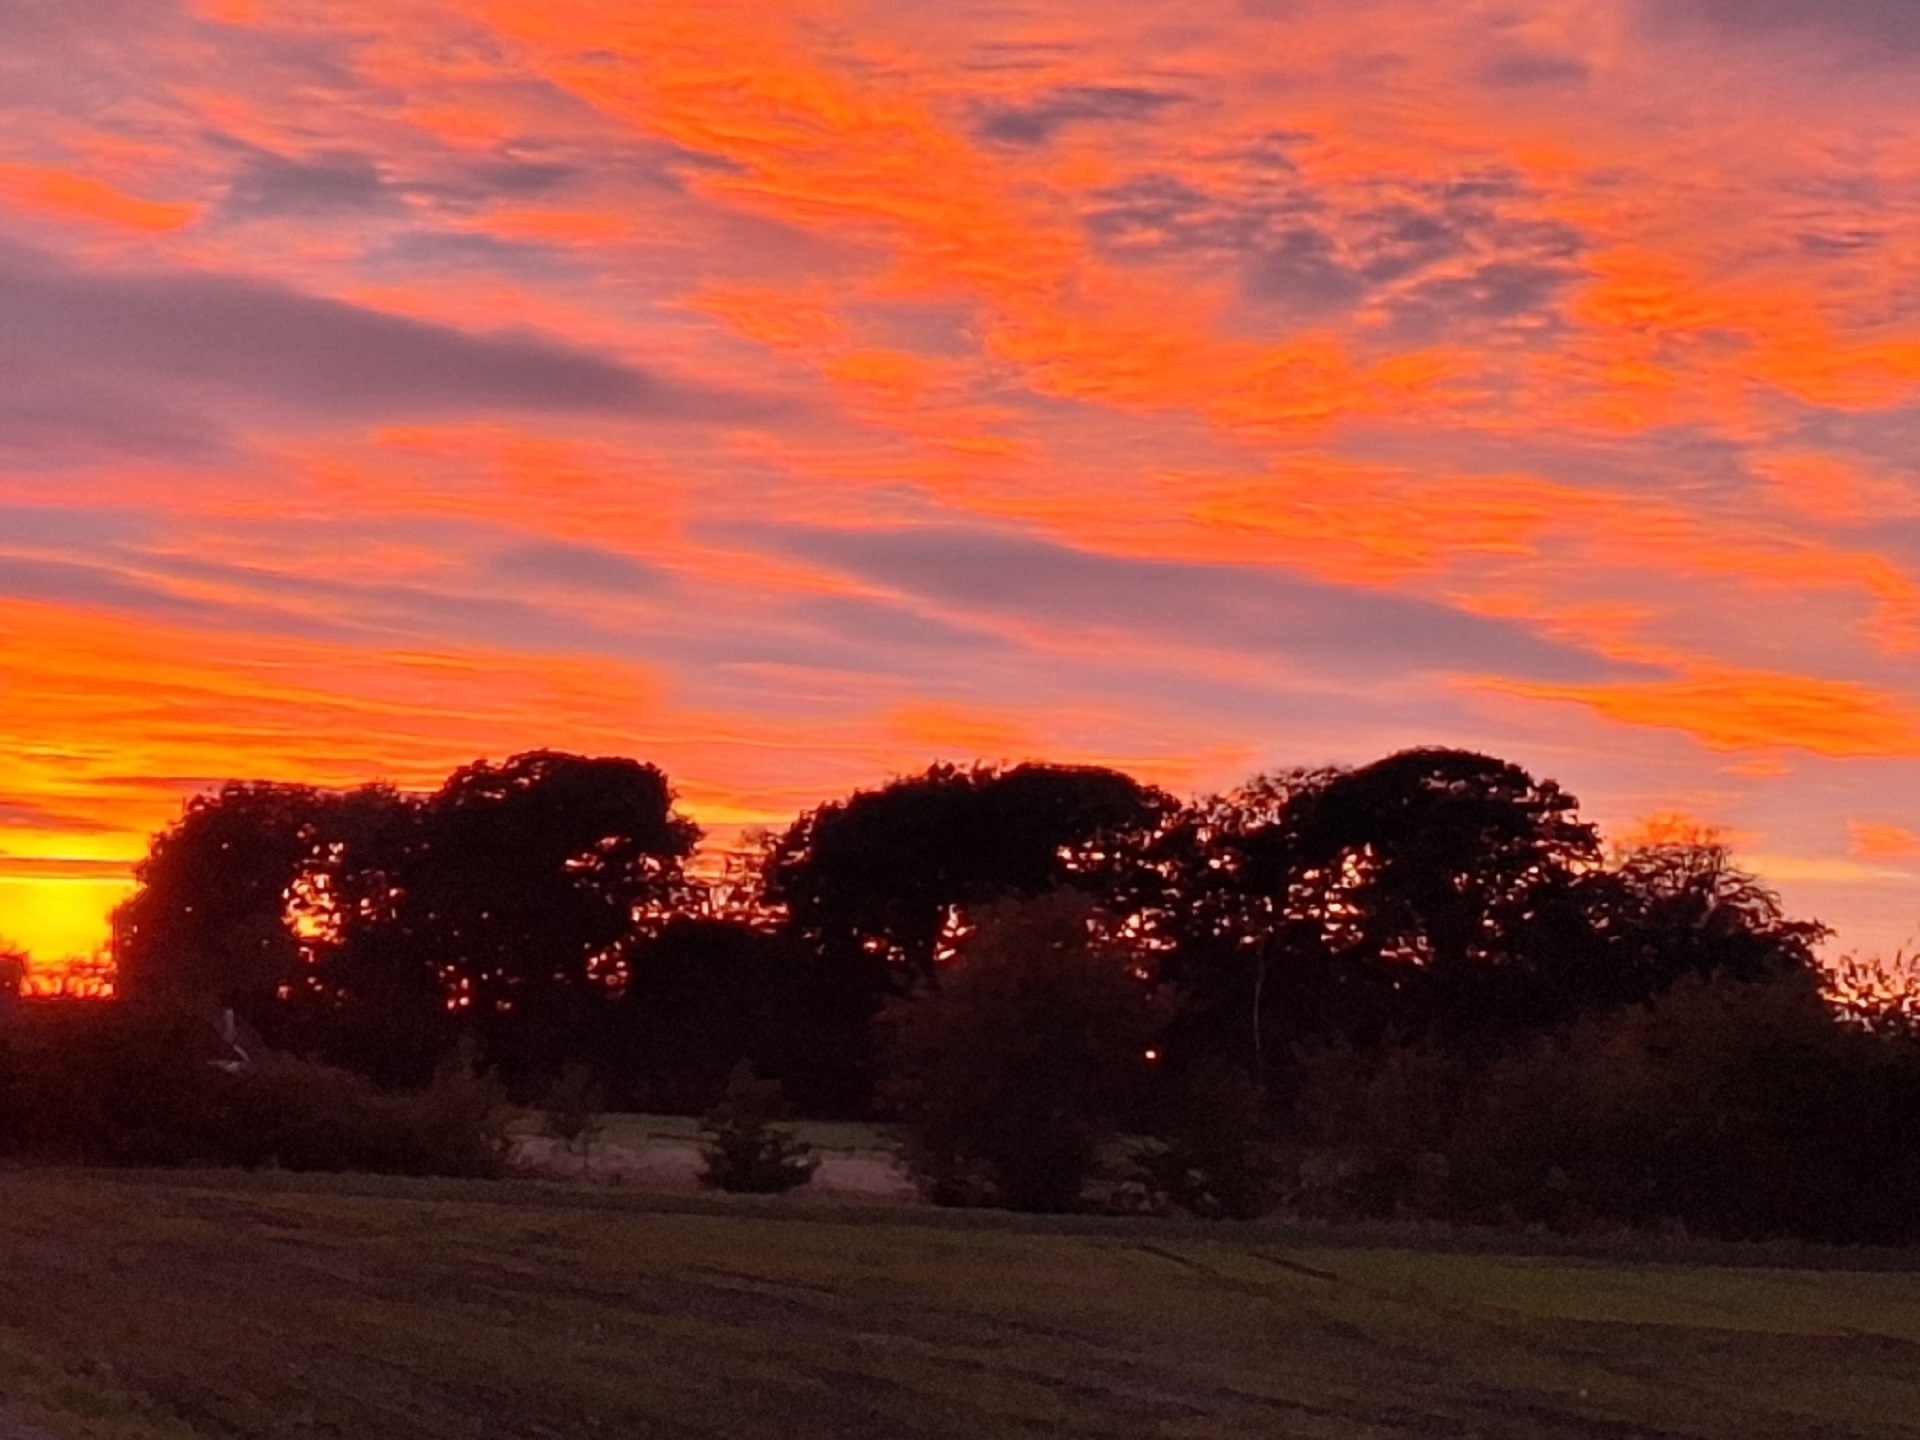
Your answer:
1;1170;1917;1439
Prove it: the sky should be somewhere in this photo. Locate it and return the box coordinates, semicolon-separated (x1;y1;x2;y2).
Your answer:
2;0;1918;971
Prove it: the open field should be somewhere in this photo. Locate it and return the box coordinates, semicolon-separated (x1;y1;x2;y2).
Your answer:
2;1170;1918;1440
506;1113;916;1199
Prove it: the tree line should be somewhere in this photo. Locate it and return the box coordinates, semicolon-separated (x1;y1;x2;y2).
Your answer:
112;746;1833;1115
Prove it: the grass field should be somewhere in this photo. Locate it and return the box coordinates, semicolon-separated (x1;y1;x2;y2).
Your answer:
2;1169;1918;1439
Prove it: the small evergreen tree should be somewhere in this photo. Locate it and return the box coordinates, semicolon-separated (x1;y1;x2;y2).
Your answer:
539;1063;606;1171
697;1063;817;1194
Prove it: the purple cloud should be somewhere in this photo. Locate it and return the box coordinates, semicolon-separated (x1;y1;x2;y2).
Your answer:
1649;0;1920;55
713;520;1649;685
974;85;1188;147
0;238;744;425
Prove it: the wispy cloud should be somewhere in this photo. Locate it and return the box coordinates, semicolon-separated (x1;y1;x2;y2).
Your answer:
973;85;1189;147
0;237;734;424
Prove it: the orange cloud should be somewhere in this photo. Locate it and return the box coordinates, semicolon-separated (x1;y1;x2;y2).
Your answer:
1849;823;1920;860
887;704;1037;761
0;162;196;232
1487;666;1920;759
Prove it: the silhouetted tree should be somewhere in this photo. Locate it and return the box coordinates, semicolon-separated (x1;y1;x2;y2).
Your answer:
1583;836;1828;1001
0;941;25;1017
601;917;790;1112
114;754;700;1090
380;751;699;1088
114;781;414;1020
1120;750;1609;1070
1088;770;1335;1083
880;891;1172;1212
762;762;1173;989
1278;748;1600;999
1825;945;1920;1038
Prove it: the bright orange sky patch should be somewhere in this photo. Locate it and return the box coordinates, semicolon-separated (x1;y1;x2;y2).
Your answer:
1850;823;1920;861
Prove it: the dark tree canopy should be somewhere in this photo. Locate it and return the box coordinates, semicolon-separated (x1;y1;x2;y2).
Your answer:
1275;748;1601;974
1124;750;1610;1065
600;917;791;1114
102;743;1843;1118
1585;836;1828;996
762;762;1174;986
114;781;413;1013
112;753;700;1088
379;751;700;1080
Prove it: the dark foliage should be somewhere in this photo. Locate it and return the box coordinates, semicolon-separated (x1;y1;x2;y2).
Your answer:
538;1062;605;1162
1139;1058;1285;1219
83;739;1911;1245
696;1062;817;1194
1108;751;1834;1085
384;751;699;1087
880;892;1172;1212
111;752;699;1091
0;942;24;1018
1582;836;1828;999
763;762;1173;987
0;1002;508;1175
1279;971;1920;1244
114;781;413;1015
600;917;871;1117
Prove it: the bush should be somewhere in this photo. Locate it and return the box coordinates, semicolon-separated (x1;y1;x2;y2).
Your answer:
1141;1060;1285;1219
697;1063;817;1194
0;1002;510;1177
1278;1037;1468;1220
1448;971;1920;1243
0;1002;233;1164
538;1063;606;1166
1273;972;1920;1244
216;1056;510;1176
879;892;1172;1213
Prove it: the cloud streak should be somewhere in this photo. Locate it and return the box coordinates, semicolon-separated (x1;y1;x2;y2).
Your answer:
0;239;703;424
720;521;1638;684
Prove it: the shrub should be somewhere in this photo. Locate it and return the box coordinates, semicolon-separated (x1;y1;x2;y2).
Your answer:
1141;1059;1285;1219
1277;1037;1468;1220
879;892;1172;1213
697;1063;817;1194
1448;971;1920;1243
216;1056;510;1176
1272;971;1920;1244
538;1063;606;1167
0;1002;232;1164
0;1002;509;1177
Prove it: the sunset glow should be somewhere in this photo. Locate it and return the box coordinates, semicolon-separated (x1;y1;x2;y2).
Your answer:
3;0;1917;972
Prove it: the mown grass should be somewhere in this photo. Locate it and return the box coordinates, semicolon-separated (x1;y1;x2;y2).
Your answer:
1;1167;1916;1439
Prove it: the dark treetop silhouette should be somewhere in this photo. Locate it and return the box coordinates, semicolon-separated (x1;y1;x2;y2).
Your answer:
107;745;1830;1104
